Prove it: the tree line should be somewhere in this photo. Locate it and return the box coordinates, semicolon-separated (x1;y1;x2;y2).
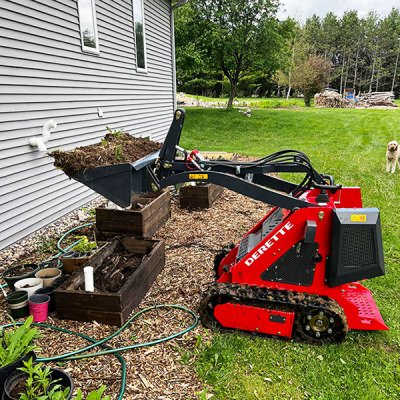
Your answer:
174;1;400;106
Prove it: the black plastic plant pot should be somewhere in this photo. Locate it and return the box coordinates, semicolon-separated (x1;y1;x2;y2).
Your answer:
0;352;35;398
35;286;56;312
39;259;62;270
2;264;40;291
6;291;29;318
48;368;74;400
61;251;81;259
2;370;27;400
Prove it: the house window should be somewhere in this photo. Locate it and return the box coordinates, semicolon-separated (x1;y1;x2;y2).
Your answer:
132;0;147;71
77;0;99;54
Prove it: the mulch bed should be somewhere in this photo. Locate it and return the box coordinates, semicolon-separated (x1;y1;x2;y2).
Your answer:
50;132;161;176
0;185;269;399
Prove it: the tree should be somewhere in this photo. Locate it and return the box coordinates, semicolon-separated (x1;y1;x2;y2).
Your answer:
291;55;332;106
190;0;283;107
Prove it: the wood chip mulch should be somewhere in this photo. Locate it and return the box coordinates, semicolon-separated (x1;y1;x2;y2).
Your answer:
0;189;269;399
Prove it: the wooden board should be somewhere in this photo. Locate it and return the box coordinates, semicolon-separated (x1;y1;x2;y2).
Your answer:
95;189;170;239
55;238;165;326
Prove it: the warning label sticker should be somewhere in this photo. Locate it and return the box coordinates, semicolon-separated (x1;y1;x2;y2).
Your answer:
189;174;208;180
350;214;367;222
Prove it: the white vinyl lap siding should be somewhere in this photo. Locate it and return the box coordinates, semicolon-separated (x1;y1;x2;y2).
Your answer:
0;0;174;250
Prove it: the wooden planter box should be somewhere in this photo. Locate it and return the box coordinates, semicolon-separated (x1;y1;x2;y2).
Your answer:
179;183;224;209
95;189;170;240
55;237;165;326
179;152;237;209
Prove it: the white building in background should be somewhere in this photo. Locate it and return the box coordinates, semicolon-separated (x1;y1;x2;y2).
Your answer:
0;0;176;250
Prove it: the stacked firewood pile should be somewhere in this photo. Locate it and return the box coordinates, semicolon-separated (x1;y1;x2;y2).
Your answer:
314;90;353;108
356;92;397;107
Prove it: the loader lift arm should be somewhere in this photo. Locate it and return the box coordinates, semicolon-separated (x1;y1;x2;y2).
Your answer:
71;109;340;209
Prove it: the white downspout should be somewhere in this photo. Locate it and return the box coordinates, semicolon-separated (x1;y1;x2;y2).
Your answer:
171;5;177;110
29;119;57;153
171;0;190;110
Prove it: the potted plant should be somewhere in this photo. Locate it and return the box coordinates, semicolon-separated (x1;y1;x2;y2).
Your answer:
28;294;51;323
14;278;43;298
5;291;29;319
35;286;56;312
3;358;73;400
0;316;40;396
35;268;62;287
61;236;98;274
2;264;40;291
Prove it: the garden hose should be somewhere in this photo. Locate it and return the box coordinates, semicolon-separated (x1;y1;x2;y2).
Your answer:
1;224;200;399
56;222;95;256
1;305;199;399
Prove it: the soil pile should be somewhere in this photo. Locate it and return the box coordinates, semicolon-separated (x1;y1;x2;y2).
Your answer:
50;132;161;176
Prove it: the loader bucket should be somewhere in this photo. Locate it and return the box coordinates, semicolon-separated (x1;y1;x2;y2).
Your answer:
70;151;159;208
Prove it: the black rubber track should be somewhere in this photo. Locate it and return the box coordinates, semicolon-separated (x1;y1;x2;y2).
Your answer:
199;282;348;344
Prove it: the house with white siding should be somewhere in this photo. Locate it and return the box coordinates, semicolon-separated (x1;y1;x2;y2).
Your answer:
0;0;178;250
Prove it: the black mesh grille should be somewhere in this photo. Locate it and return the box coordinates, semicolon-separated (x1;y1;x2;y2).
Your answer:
341;228;376;269
261;241;318;286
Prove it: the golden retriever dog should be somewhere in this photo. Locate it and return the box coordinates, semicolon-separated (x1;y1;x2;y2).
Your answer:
386;140;399;173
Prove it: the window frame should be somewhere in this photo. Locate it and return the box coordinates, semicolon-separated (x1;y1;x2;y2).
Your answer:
77;0;100;55
132;0;148;73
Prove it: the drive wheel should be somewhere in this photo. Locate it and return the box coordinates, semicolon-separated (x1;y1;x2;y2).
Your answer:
295;304;348;344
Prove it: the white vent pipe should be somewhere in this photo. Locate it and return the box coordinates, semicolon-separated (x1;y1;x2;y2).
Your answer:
29;119;57;152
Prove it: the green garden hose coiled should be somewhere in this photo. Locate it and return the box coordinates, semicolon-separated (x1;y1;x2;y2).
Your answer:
1;305;199;399
1;223;199;399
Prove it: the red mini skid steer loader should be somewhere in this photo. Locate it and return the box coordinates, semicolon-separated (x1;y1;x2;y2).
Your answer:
67;109;388;344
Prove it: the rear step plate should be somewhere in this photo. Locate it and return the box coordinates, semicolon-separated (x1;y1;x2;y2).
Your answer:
339;285;388;330
214;303;295;338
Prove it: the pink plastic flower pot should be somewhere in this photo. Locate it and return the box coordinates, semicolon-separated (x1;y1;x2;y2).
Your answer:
29;294;50;322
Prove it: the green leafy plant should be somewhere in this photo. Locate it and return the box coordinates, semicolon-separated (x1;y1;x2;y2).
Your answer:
100;138;108;147
0;316;40;367
72;236;97;254
37;237;58;256
73;385;110;400
106;126;124;139
80;207;96;220
114;144;124;161
18;358;70;400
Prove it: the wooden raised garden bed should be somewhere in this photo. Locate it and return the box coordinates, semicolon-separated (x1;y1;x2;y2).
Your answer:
55;237;165;326
179;152;237;209
95;189;170;240
179;183;224;209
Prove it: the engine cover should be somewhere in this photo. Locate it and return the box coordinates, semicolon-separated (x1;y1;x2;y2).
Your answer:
327;208;385;287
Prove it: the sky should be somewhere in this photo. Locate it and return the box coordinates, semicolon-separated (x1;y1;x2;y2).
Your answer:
277;0;399;22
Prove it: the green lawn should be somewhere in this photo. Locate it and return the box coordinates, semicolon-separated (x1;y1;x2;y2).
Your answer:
179;107;400;400
185;95;307;108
